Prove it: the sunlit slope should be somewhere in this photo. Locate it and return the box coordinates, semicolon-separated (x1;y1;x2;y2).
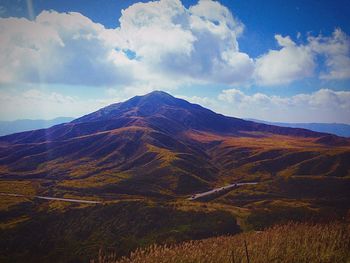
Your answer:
0;91;349;198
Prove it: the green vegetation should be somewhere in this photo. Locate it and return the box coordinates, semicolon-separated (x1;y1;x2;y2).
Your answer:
1;174;349;262
1;92;350;263
0;201;239;263
1;173;349;262
94;221;350;263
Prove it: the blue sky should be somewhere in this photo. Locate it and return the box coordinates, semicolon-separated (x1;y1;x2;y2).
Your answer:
0;0;350;123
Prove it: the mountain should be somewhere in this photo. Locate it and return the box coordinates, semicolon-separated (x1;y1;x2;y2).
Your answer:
247;119;350;137
0;91;349;198
1;91;350;263
0;91;331;144
0;117;74;136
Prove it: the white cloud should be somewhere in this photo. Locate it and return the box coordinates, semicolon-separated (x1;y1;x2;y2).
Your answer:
308;28;350;80
0;11;135;86
1;1;348;90
0;88;127;120
0;0;349;124
214;88;350;124
176;94;218;109
254;35;315;86
0;0;255;88
255;29;350;86
117;0;254;86
118;0;193;60
1;84;349;124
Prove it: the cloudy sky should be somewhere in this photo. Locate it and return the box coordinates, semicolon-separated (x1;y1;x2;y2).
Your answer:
0;0;350;124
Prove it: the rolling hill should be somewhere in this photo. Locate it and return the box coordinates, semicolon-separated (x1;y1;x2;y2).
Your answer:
0;91;349;263
0;91;349;198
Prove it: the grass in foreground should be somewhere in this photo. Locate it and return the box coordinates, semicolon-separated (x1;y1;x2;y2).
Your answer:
94;221;350;263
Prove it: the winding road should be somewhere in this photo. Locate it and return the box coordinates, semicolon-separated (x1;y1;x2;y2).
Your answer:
1;182;258;203
0;192;101;204
188;182;258;200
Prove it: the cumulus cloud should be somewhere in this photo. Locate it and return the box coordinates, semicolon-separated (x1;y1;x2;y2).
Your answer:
1;0;349;90
0;0;349;123
308;28;350;80
216;88;350;123
117;0;254;86
255;29;350;86
0;11;135;86
254;35;315;86
0;0;255;88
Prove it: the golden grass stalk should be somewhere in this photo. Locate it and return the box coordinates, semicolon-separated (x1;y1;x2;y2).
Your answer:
93;221;350;263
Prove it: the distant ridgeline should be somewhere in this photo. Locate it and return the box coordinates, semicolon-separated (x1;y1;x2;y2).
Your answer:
0;117;74;136
247;119;350;137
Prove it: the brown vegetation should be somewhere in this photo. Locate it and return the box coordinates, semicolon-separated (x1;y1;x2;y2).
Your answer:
1;91;349;199
94;221;350;263
1;91;350;263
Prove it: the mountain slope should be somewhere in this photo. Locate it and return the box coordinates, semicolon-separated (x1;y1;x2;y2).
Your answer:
1;91;350;263
0;91;332;145
0;91;349;198
72;91;327;137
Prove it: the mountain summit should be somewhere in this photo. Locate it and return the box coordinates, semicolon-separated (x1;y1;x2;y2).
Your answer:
73;91;188;123
0;91;349;197
0;91;330;143
67;90;326;138
72;90;253;135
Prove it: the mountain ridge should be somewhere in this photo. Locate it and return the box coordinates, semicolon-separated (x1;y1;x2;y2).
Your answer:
72;90;328;137
0;91;335;144
0;91;349;198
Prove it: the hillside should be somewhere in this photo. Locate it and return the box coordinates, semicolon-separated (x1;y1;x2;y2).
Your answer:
95;221;350;263
0;91;350;263
0;201;239;263
0;91;349;198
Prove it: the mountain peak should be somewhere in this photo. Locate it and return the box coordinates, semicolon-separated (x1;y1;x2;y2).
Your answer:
145;90;173;98
68;91;329;140
132;90;178;106
116;90;189;113
72;90;191;124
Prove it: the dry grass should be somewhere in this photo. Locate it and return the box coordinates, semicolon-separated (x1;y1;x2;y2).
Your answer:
0;180;36;195
146;144;179;167
186;131;322;149
93;221;350;263
186;130;350;152
0;180;37;210
57;171;131;189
